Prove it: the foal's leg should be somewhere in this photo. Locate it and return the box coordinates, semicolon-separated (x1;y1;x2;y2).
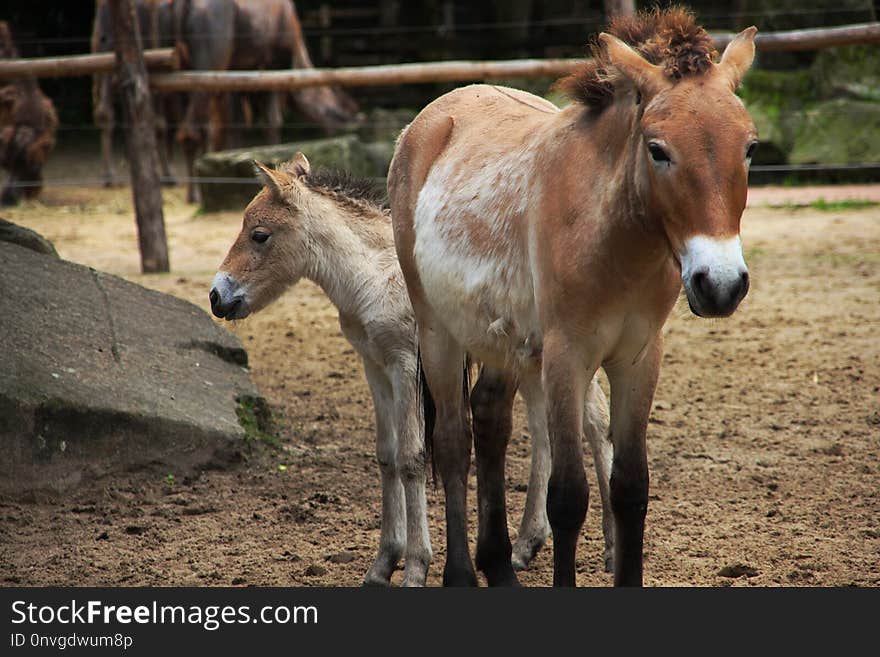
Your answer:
418;320;477;586
512;371;551;571
471;365;519;586
361;360;406;586
514;374;613;573
604;336;662;587
390;359;432;587
583;376;614;573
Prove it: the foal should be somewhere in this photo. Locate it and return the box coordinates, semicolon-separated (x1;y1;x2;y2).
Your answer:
210;154;431;586
389;8;758;586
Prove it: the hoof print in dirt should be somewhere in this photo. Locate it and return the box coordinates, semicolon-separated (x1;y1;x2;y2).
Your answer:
717;564;760;579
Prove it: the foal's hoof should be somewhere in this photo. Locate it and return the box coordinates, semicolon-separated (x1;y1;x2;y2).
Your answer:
511;536;546;571
362;568;392;587
603;550;615;574
399;575;427;588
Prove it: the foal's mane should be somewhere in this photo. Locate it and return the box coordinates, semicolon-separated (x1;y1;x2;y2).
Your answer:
303;168;389;214
555;6;717;112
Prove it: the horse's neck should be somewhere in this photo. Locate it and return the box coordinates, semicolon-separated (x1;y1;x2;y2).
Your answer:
304;208;386;321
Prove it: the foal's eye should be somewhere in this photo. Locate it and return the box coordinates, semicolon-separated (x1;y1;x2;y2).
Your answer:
746;141;759;161
251;230;270;244
648;142;671;164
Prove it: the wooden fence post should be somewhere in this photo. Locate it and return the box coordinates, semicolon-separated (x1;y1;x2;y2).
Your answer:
108;0;169;274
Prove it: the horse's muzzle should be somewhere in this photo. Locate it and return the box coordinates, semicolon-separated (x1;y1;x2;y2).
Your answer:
686;268;750;318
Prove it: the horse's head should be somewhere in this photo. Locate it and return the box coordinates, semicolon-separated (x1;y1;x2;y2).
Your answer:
601;27;758;318
210;153;316;320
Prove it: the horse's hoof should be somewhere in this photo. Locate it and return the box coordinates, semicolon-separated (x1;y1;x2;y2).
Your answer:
442;563;478;587
483;566;521;587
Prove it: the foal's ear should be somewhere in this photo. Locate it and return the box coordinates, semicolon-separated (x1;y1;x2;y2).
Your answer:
278;151;311;178
599;32;669;99
253;160;290;200
719;26;758;90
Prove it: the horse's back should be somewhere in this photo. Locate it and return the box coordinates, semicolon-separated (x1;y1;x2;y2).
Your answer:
389;84;556;366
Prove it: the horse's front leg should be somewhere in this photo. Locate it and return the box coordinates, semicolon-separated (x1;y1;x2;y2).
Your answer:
604;335;662;587
471;365;519;586
543;333;592;587
390;361;432;587
361;360;405;586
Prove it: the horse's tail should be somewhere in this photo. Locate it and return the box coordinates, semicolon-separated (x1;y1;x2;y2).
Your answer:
416;343;472;488
416;344;436;485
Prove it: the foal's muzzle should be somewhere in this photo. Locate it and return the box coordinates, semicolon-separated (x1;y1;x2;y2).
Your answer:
209;272;250;320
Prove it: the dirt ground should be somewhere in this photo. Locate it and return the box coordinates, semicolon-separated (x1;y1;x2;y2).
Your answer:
1;180;878;588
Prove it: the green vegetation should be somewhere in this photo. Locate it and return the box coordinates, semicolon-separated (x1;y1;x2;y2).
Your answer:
809;198;879;211
235;395;283;451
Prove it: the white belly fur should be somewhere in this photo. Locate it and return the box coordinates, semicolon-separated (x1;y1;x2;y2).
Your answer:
413;158;540;368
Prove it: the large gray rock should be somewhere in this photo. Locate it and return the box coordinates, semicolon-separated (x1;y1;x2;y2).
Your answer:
194;134;381;212
0;217;59;257
0;241;261;498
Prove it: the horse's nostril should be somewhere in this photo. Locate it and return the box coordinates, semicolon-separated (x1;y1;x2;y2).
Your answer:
740;270;750;292
692;269;711;299
209;288;219;308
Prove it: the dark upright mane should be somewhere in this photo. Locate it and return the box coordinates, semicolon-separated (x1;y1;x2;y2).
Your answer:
303;167;389;212
555;6;717;112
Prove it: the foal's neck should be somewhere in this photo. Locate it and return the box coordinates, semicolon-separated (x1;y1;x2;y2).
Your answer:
304;202;389;321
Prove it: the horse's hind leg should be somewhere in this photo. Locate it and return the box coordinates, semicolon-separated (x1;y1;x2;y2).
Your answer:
584;375;614;573
361;360;405;586
512;370;551;570
471;365;519;586
418;318;477;586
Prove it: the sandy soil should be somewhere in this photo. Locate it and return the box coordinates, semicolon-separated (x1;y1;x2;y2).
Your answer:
1;183;878;587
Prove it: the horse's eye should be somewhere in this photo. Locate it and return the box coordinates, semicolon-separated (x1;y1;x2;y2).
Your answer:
648;142;671;163
251;230;270;244
746;141;759;161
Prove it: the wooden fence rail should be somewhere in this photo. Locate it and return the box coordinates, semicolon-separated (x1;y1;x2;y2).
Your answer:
149;58;582;93
0;47;179;80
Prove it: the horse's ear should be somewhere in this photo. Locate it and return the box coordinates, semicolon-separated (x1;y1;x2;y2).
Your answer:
719;26;757;90
253;160;289;199
278;151;310;178
599;32;668;99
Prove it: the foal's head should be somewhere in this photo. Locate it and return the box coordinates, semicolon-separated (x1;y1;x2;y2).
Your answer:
561;9;758;317
210;153;318;320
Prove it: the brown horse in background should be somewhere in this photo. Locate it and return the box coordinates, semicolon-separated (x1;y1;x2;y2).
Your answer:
174;0;361;203
389;8;758;586
0;22;57;206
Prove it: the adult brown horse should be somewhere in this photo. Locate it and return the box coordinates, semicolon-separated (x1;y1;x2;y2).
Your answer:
388;8;758;586
0;22;57;206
